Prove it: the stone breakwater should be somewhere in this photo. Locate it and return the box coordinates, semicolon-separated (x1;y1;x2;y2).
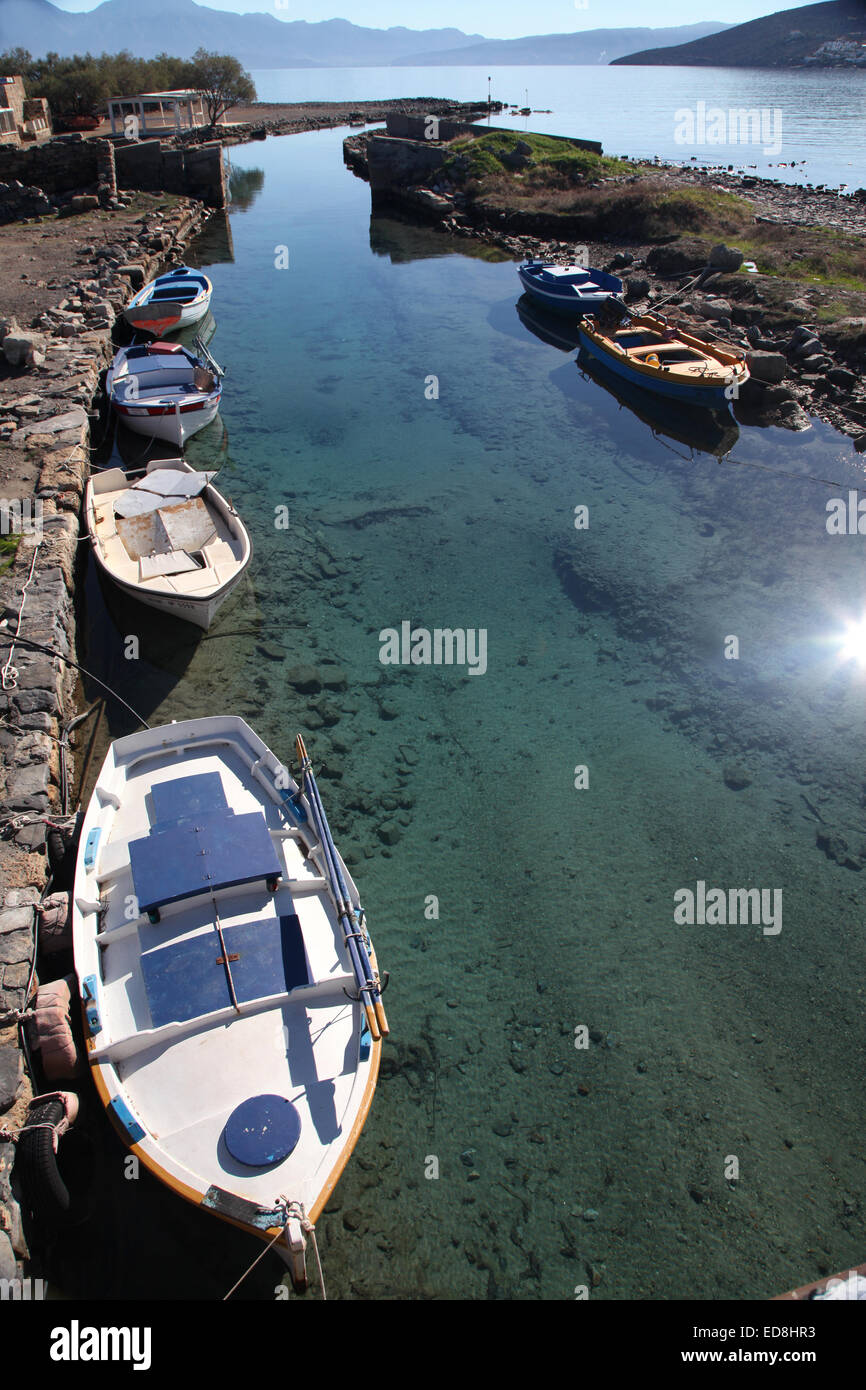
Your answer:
0;194;212;1283
215;98;501;147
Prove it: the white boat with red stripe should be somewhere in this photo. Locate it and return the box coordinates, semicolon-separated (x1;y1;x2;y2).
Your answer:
106;337;223;448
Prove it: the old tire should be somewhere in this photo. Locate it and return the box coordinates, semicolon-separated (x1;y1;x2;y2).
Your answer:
15;1095;73;1224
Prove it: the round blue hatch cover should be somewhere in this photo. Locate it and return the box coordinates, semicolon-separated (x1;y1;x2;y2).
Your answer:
224;1094;301;1167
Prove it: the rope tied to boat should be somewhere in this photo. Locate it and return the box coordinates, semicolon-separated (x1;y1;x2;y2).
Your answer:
283;1198;327;1301
222;1223;292;1301
222;1198;326;1301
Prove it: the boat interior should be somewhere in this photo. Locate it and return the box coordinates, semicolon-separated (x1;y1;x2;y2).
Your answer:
142;280;208;305
112;353;217;404
90;466;242;593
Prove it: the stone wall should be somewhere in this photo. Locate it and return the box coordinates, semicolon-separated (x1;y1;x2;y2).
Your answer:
365;121;605;200
366;135;449;195
0;194;213;1285
115;139;227;209
0;76;52;147
0;139;98;196
0;136;227;219
384;113;603;156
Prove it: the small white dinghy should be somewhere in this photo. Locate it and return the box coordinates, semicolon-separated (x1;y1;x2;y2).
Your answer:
106;338;222;448
86;458;250;631
72;719;388;1292
123;266;213;338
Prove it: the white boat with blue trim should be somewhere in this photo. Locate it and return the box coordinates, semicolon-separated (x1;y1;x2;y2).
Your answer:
72;718;388;1292
122;266;213;338
517;260;624;316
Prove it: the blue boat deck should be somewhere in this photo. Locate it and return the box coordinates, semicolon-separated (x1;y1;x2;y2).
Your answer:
128;771;283;914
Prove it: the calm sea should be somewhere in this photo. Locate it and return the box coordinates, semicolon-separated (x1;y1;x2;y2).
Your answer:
250;64;866;189
63;114;866;1301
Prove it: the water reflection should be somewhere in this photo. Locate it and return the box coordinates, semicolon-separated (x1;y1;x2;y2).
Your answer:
228;166;266;214
576;347;741;460
369;213;511;263
189;209;236;266
515;294;583;353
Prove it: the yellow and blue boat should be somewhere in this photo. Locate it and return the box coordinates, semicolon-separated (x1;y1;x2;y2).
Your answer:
578;311;749;407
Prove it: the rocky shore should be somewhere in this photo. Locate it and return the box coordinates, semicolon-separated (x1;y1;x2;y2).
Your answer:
0;191;213;1286
344;132;866;441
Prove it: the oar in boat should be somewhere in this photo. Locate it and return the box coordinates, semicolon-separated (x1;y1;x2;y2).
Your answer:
295;736;388;1040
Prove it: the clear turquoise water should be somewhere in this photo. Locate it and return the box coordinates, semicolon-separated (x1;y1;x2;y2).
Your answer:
72;127;866;1301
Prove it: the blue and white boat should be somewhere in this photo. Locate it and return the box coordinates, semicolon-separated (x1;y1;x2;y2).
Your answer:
123;266;213;338
517;261;624;316
72;718;388;1291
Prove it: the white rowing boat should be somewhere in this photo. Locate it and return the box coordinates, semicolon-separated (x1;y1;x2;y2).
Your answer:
106;338;222;448
122;266;213;338
85;458;250;630
72;716;387;1290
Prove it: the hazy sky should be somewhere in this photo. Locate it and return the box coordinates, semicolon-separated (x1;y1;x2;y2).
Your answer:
49;1;826;43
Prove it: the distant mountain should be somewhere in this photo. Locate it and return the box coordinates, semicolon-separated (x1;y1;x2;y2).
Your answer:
392;23;732;67
0;0;485;65
612;1;866;67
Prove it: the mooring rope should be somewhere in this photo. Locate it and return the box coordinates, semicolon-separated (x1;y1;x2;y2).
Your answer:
222;1224;290;1301
0;634;150;730
1;540;42;691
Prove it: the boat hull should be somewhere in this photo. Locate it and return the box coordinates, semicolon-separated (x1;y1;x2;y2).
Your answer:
85;459;251;632
113;397;221;446
577;347;740;455
92;562;241;630
106;341;222;447
71;717;384;1252
122;298;210;337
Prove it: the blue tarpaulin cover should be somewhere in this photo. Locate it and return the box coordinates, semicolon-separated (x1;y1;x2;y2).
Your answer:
129;809;281;913
150;771;228;827
141;913;310;1027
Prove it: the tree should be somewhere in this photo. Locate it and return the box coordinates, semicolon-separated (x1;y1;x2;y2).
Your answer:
186;49;255;130
0;48;34;78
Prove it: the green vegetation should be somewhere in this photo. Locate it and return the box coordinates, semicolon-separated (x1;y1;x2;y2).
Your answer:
185;50;256;129
607;186;753;240
733;225;866;293
0;47;255;127
441;131;633;188
0;535;20;578
438;133;866;302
